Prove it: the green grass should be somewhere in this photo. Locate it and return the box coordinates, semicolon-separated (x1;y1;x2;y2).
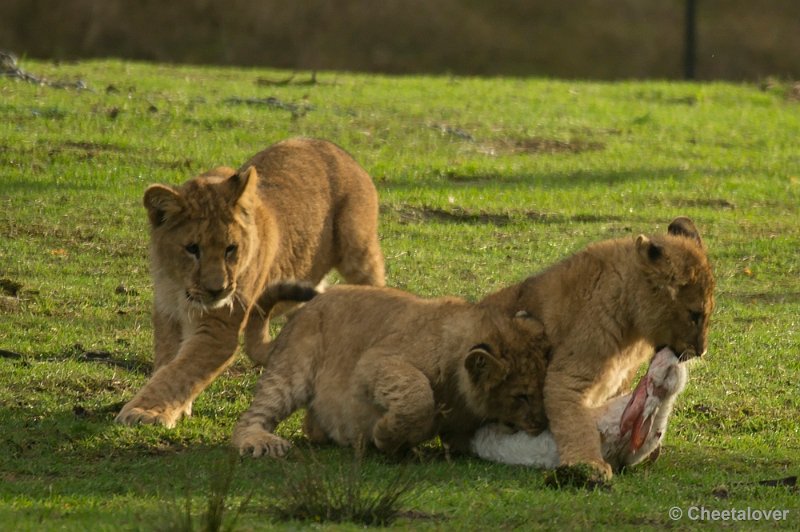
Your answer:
1;59;799;530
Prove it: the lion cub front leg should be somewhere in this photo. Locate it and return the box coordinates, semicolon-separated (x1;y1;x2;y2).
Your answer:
152;309;182;371
364;356;436;454
233;370;309;457
544;370;613;483
116;317;240;428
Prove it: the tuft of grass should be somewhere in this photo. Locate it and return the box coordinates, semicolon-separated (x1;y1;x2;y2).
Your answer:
157;450;252;532
268;446;416;526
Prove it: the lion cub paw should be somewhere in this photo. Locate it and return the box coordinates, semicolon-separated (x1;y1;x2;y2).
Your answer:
115;404;182;428
544;462;613;490
233;425;291;458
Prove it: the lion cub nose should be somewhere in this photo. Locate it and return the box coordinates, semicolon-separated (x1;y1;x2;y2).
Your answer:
206;287;226;300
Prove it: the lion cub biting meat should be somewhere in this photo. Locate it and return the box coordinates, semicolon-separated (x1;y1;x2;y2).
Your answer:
472;347;688;471
233;285;550;457
116;138;385;428
479;217;714;482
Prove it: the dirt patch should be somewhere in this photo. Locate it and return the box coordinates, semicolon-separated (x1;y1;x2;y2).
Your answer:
760;78;800;103
0;349;23;359
381;205;638;226
0;278;22;297
671;198;735;209
562;214;626;223
396;510;443;523
223;96;313;118
0;279;22;313
59;140;128;159
429;123;475;141
728;291;800;305
434;170;530;187
787;83;800;102
441;173;503;185
182;116;238;130
481;137;604;156
634;90;697;106
62;141;125;152
154;158;194;170
77;350;149;374
756;476;797;488
255;72;324;86
382;205;551;226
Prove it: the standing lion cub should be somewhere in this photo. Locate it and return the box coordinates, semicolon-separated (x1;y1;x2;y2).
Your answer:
116;138;385;428
233;285;550;457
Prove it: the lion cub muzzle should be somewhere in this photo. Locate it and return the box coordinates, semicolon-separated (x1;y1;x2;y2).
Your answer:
656;344;704;363
185;284;235;309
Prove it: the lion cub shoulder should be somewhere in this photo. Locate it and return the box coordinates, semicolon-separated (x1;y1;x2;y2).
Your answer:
233;285;550;457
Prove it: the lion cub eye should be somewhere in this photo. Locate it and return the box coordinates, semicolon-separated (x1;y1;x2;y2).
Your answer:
184;243;200;258
225;244;238;259
513;394;530;405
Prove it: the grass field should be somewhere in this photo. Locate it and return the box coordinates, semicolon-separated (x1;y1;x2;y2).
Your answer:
1;59;799;530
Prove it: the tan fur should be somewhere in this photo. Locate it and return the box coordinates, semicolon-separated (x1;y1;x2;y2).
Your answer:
232;285;550;457
116;138;385;427
479;217;714;480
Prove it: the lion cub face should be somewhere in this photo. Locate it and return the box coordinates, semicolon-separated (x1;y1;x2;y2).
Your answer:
144;167;262;310
465;314;549;434
635;217;715;360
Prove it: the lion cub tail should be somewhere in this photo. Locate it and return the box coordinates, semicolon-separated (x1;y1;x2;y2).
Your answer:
254;281;319;317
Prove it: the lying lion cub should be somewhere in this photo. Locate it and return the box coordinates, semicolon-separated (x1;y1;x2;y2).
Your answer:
116;138;385;428
480;217;714;481
233;285;550;457
471;347;687;471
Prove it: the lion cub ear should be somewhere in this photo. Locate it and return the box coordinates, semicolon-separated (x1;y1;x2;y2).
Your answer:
228;166;259;205
667;216;703;248
635;234;665;263
465;345;508;389
143;184;185;228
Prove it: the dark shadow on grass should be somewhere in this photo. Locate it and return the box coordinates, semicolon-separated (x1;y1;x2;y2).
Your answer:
0;178;99;194
381;204;633;227
0;404;431;527
381;166;689;192
2;403;794;521
0;404;227;494
30;344;151;375
724;291;800;305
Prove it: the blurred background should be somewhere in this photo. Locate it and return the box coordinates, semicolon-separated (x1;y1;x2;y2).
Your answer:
1;0;798;80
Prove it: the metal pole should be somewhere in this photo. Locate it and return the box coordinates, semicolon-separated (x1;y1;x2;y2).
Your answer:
684;0;697;79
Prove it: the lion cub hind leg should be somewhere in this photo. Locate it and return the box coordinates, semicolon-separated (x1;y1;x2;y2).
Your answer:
303;409;331;444
333;197;385;287
363;356;435;454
